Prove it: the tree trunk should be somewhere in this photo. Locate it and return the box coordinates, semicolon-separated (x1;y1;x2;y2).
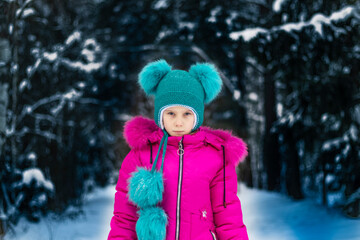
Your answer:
0;18;11;240
235;44;253;187
0;220;5;239
263;71;281;191
9;1;19;169
0;83;9;154
321;157;328;206
283;128;303;199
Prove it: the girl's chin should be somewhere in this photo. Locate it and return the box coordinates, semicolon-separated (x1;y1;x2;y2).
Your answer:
170;131;187;136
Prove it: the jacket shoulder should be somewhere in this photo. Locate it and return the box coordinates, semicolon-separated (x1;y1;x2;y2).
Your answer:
201;127;248;166
123;116;162;149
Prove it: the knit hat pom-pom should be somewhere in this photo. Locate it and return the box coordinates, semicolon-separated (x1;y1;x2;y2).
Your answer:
136;207;168;240
189;63;222;104
139;59;172;96
128;167;164;208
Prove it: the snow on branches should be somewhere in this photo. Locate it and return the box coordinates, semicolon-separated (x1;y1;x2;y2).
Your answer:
230;6;356;41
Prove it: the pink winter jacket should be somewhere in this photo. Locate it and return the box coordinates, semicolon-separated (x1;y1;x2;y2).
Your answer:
108;116;249;240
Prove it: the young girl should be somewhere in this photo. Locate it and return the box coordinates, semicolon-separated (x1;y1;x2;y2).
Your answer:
108;59;249;240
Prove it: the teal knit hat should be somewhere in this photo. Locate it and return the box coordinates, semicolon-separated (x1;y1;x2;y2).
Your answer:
139;59;222;131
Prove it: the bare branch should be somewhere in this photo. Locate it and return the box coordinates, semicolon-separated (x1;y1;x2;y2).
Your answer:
191;45;246;108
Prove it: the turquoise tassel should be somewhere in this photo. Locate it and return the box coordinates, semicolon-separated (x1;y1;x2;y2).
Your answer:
128;130;169;239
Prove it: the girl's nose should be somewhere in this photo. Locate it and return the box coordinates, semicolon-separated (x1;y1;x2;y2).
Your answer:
175;118;183;126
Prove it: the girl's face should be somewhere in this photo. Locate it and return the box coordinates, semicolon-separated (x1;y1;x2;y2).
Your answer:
163;106;195;137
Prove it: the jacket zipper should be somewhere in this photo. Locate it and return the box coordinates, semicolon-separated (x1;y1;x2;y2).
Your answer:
175;137;184;240
210;230;217;240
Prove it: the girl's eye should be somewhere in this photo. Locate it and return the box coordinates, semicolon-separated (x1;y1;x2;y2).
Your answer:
185;112;192;116
167;112;174;116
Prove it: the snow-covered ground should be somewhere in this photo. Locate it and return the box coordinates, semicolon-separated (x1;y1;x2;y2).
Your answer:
4;184;360;240
240;185;360;240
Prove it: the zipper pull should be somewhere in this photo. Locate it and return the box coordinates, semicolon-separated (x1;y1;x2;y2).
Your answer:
177;138;184;156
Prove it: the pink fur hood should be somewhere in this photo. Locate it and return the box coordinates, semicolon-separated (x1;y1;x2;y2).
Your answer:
123;116;248;165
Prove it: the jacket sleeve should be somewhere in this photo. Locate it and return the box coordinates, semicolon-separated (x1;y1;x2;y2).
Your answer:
108;149;140;240
210;161;249;240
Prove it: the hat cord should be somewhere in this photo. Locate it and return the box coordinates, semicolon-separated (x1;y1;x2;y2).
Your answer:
151;130;168;173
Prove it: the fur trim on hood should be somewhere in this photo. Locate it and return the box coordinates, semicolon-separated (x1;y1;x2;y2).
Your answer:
123;116;248;166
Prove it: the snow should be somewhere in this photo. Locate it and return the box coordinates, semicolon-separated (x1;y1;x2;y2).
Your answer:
16;8;36;18
325;174;336;184
116;113;133;121
277;103;284;117
226;11;238;26
230;27;267;42
310;13;331;35
179;22;195;30
5;126;14;136
222;110;233;119
280;21;306;32
273;0;286;13
61;59;103;73
19;79;30;92
51;89;82;115
9;24;13;35
321;113;329;122
27;59;42;78
153;0;169;9
89;138;96;146
233;90;241;100
26;106;32;113
248;92;258;102
77;82;86;88
343;66;350;74
43;37;104;73
43;52;58;62
65;31;81;46
63;89;81;100
349;124;358;141
322;137;343;151
22;168;54;191
5;184;360;240
327;189;345;208
82;39;100;62
11;63;18;73
27;152;37;160
346;188;360;205
22;8;35;18
208;6;222;23
342;143;350;157
4;186;115;240
240;184;360;240
230;6;355;41
330;6;354;21
331;120;341;131
83;39;98;49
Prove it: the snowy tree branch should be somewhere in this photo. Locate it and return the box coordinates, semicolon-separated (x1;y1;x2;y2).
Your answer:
17;128;59;142
16;94;64;125
245;56;265;74
230;5;357;41
248;111;265;123
15;0;34;20
243;0;271;11
0;182;13;220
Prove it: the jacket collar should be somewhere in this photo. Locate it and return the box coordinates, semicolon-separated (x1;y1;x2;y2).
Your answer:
123;116;248;165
